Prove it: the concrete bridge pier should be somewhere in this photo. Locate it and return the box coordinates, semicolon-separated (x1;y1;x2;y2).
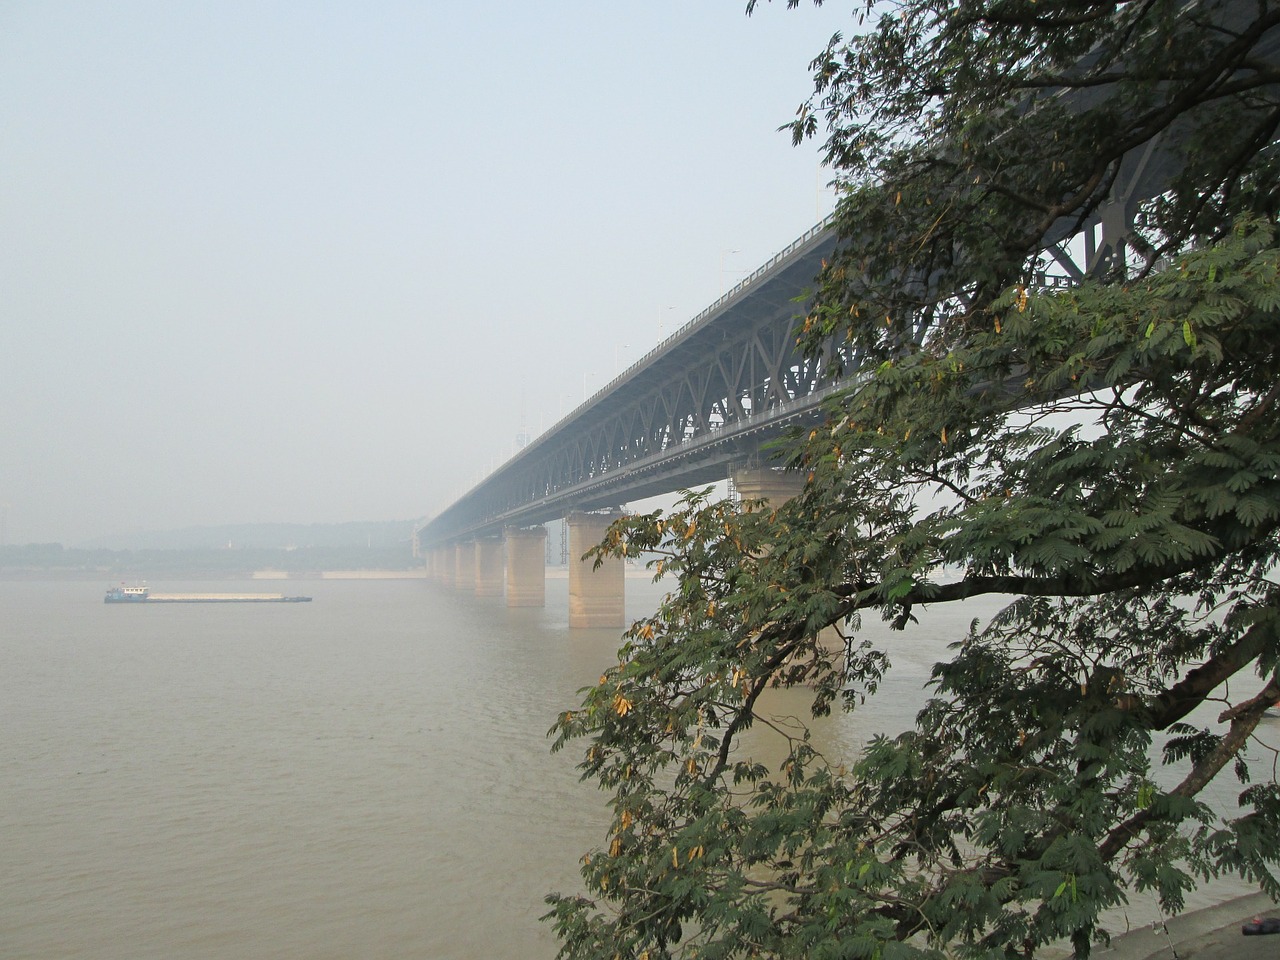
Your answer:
474;536;505;598
433;545;457;588
731;465;806;508
454;541;476;592
567;510;626;629
504;526;547;608
732;465;843;653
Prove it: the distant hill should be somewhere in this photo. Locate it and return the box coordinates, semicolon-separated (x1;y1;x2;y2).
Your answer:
77;520;420;552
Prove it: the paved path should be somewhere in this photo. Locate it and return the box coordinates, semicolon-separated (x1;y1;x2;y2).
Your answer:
1088;892;1280;960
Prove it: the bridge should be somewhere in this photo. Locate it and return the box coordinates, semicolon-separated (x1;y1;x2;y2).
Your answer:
419;138;1182;621
420;0;1280;627
417;218;852;624
416;209;1130;624
422;219;839;546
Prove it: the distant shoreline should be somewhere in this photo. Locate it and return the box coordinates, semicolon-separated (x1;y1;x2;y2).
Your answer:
0;569;428;582
253;570;427;580
2;566;664;582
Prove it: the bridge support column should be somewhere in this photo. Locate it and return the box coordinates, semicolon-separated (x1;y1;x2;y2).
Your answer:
435;546;457;588
454;542;476;592
567;510;625;629
504;526;547;608
474;536;504;597
731;465;806;508
732;465;843;653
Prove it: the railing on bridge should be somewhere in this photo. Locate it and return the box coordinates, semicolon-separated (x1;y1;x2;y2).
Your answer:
582;216;838;414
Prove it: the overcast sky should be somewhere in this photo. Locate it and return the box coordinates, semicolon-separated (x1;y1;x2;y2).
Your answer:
1;1;848;546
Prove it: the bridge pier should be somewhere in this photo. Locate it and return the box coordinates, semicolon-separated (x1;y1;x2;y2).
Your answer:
474;536;505;598
567;510;626;629
453;541;476;592
731;465;806;508
433;545;456;588
504;526;547;608
732;465;843;653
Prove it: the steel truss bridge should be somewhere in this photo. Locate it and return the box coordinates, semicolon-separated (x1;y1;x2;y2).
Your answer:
421;220;844;547
421;139;1186;548
421;2;1279;549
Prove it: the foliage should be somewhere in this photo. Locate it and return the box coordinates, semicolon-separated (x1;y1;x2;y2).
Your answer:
546;1;1280;958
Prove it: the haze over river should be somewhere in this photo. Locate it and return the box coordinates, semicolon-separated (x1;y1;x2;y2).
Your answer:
2;577;1265;959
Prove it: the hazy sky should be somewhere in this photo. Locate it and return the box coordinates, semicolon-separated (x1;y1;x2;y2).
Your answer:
1;1;847;546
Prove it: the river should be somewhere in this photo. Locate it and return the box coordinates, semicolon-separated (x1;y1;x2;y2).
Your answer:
0;577;1265;958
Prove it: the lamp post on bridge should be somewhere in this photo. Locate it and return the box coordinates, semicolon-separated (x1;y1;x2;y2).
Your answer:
658;305;673;342
720;249;742;295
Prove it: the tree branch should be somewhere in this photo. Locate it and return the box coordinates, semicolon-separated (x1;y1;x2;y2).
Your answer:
1098;674;1280;860
1145;620;1274;731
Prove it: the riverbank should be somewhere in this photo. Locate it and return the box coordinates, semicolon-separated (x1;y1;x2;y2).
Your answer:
1065;893;1280;960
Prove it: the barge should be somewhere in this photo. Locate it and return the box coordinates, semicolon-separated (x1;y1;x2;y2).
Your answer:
105;585;311;604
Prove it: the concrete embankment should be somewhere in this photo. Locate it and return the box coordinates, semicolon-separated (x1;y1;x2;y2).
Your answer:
1066;893;1280;960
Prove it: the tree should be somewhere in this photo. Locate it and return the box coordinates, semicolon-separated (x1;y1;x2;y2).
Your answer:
546;1;1280;957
